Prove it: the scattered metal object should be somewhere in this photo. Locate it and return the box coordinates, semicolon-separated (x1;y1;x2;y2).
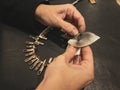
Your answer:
116;0;120;6
72;0;80;5
48;57;53;64
89;0;96;4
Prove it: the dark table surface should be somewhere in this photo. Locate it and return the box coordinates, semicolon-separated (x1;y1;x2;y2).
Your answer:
0;0;120;90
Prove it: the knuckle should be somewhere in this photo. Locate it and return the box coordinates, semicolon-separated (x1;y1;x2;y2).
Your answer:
66;4;73;7
62;23;69;29
67;27;76;34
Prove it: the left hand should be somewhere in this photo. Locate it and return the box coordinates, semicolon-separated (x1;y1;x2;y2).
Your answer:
35;4;86;35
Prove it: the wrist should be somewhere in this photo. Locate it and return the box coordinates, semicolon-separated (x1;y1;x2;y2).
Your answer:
36;76;82;90
36;76;64;90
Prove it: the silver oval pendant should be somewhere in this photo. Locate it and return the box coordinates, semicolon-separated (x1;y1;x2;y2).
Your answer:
68;32;100;48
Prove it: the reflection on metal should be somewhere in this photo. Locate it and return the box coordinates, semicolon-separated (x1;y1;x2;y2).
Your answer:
68;32;100;56
68;32;100;48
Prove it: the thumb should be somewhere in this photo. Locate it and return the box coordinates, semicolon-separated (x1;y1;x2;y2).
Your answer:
63;45;77;62
58;18;78;35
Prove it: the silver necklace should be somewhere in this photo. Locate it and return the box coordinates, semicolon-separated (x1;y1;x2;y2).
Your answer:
23;26;54;75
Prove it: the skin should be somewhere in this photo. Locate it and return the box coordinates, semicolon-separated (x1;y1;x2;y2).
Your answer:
35;4;94;90
36;46;94;90
35;4;86;35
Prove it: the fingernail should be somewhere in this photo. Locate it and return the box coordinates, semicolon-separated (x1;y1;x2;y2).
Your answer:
72;30;78;36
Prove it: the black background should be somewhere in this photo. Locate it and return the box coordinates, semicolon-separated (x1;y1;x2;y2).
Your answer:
0;0;120;90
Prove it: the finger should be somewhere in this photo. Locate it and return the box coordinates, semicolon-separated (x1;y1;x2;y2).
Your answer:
63;45;77;62
57;18;79;35
80;46;93;65
81;46;93;60
73;55;81;65
73;8;86;32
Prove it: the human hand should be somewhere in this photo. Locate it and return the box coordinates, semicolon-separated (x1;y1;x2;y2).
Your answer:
35;4;85;35
36;46;94;90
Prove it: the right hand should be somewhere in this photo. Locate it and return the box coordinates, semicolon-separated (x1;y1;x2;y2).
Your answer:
36;46;94;90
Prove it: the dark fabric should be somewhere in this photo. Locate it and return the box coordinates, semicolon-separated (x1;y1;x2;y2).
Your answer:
0;23;64;90
0;0;120;90
0;0;49;35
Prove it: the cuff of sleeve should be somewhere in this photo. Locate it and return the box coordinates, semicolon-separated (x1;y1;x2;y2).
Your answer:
15;0;50;33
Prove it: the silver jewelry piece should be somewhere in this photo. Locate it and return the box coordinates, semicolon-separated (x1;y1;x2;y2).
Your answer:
24;27;54;76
